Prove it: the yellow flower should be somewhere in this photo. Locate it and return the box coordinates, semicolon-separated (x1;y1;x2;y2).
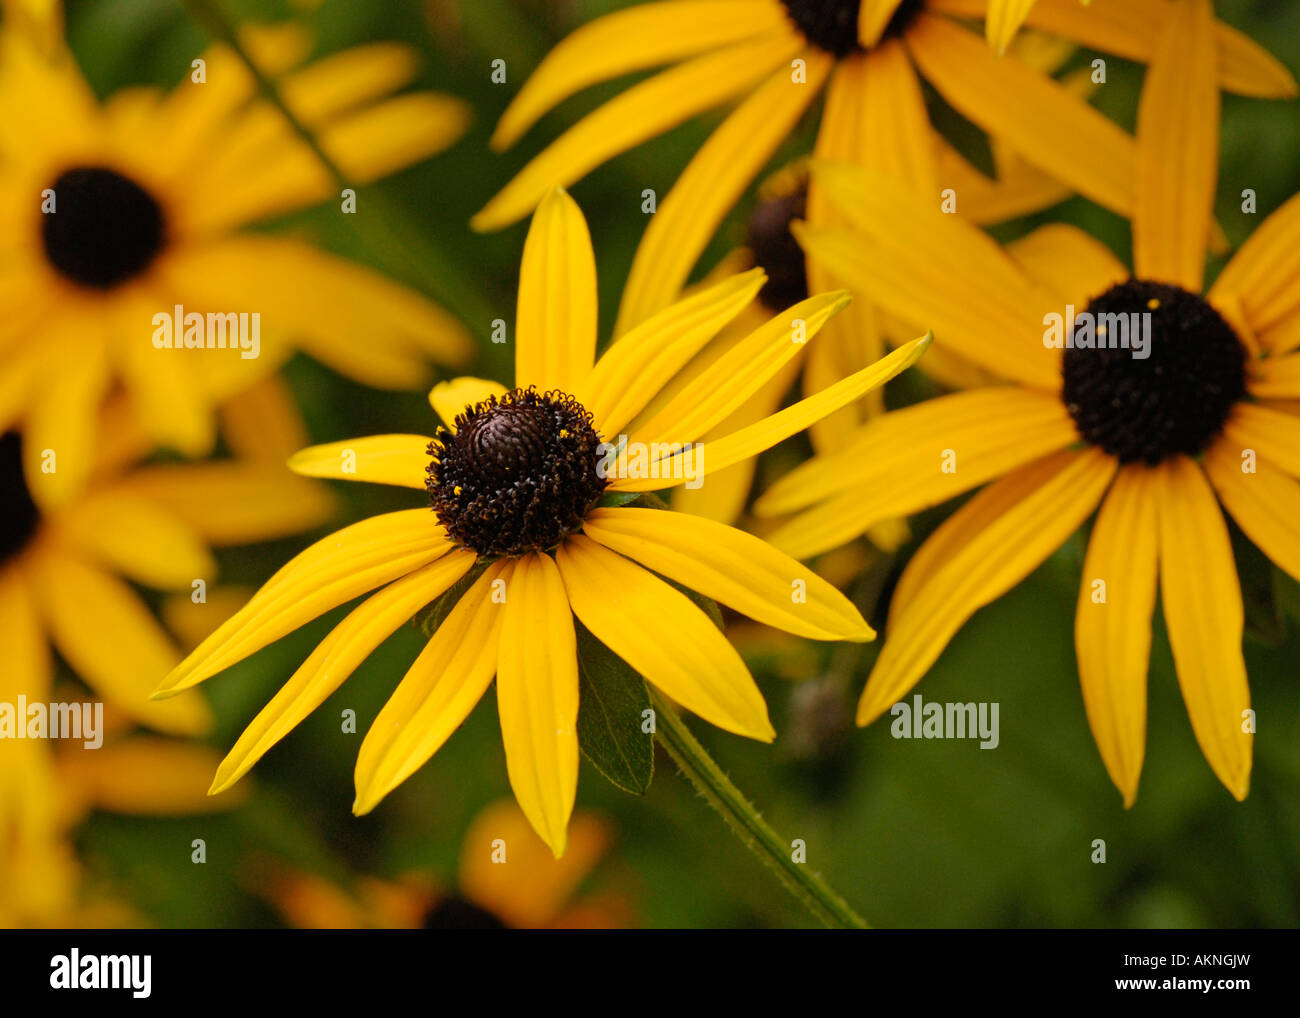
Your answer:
262;799;630;929
758;0;1300;805
152;188;931;857
473;0;1292;330
0;22;472;506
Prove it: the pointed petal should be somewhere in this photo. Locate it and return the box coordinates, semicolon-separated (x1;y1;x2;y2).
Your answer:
1075;465;1159;807
211;550;476;795
614;332;932;492
584;506;872;641
1155;456;1252;800
516;189;598;394
857;449;1116;725
154;510;452;696
624;291;849;449
497;553;579;857
491;0;791;149
353;563;511;814
556;535;773;740
584;269;765;436
287;435;433;489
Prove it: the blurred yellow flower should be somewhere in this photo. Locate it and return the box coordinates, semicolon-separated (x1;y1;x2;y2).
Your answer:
152;188;931;857
0;21;473;506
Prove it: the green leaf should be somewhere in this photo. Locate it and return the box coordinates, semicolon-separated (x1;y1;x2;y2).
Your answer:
595;490;642;509
575;623;654;796
413;560;487;638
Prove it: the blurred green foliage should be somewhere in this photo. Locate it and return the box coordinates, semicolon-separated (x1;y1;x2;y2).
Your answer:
65;0;1300;928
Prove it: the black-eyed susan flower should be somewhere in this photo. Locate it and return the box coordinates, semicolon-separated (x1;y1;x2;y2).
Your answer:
758;0;1300;805
0;21;472;505
152;188;931;857
262;799;630;929
473;0;1291;328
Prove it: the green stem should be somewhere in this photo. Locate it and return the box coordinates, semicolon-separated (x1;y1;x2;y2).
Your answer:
178;0;497;329
650;689;869;929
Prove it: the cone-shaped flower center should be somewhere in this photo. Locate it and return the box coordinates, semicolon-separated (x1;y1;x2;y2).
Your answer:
427;387;607;557
1062;280;1246;465
747;179;809;312
42;166;166;289
779;0;924;57
0;432;40;565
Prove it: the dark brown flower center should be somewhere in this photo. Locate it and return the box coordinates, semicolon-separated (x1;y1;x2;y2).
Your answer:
1062;280;1246;465
747;178;809;312
426;387;606;557
42;166;166;288
0;432;41;565
779;0;924;57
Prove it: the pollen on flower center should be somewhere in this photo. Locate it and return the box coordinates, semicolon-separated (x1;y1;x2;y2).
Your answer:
0;432;41;565
41;166;166;289
1062;280;1247;465
779;0;924;57
426;387;607;557
747;175;809;311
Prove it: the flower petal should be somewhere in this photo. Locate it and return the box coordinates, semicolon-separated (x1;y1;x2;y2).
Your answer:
1006;224;1129;306
857;448;1116;725
759;387;1080;558
287;435;433;489
496;553;579;857
211;549;476;795
153;510;452;697
583;269;765;436
55;489;216;591
1204;434;1300;582
1133;0;1217;292
613;332;933;493
1221;402;1300;477
516;189;598;394
1075;465;1159;807
623;290;850;449
556;535;773;741
1155;456;1252;800
1209;191;1300;339
584;506;872;641
353;563;511;815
